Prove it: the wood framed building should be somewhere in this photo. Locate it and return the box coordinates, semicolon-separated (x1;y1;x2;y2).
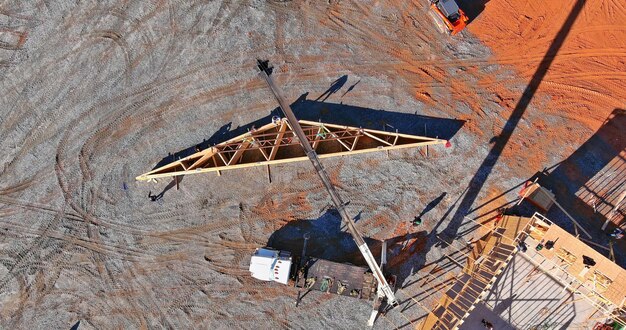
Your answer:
419;213;626;330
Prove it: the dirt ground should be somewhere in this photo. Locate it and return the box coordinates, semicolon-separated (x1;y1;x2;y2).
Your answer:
0;1;624;329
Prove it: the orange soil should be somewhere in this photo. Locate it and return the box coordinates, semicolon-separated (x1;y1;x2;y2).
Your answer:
471;0;626;126
252;191;314;224
468;0;626;171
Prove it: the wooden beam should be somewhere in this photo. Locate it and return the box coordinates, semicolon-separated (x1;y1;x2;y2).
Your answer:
329;129;352;151
299;119;439;141
142;159;182;175
444;254;465;269
216;151;229;166
311;126;325;150
363;131;392;146
425;126;428;157
228;140;251;165
187;148;216;170
351;135;360;151
251;136;270;161
269;121;287;160
603;190;626;230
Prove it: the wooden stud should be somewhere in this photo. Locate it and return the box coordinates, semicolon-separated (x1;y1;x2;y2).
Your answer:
327;127;352;151
217;152;229;167
251;136;270;161
188;148;216;170
363;131;393;146
603;190;626;230
269;121;287;160
351;134;360;151
311;125;324;151
227;140;251;165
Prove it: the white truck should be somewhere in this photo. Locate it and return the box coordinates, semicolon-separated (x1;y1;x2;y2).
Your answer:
249;248;293;285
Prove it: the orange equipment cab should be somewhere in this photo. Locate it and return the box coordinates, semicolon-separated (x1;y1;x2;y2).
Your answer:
429;0;469;35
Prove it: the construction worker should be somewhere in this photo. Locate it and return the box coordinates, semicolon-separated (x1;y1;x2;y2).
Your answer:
609;228;624;239
148;191;164;202
589;197;598;213
493;208;505;227
481;319;494;329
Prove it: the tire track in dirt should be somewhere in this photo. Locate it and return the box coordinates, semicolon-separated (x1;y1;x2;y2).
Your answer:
0;176;37;195
316;2;492;112
0;195;224;242
1;1;547;328
542;81;624;108
3;3;241;179
8;241;75;326
0;211;64;294
0;10;32;75
120;264;175;329
0;221;159;262
0;197;242;257
206;0;247;39
3;2;280;328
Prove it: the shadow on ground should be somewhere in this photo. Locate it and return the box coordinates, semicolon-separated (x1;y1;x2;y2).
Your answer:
266;209;427;287
442;0;586;240
532;108;626;266
541;109;625;225
455;109;625;266
150;96;465;170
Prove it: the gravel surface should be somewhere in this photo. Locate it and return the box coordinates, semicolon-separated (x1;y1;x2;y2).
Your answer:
0;1;623;329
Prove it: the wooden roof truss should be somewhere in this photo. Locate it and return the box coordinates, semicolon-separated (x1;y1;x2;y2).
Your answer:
137;118;448;181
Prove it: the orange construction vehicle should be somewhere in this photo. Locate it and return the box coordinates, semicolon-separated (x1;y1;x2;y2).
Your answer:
429;0;469;35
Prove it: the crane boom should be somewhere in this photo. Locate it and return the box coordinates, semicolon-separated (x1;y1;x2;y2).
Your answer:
257;60;398;306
